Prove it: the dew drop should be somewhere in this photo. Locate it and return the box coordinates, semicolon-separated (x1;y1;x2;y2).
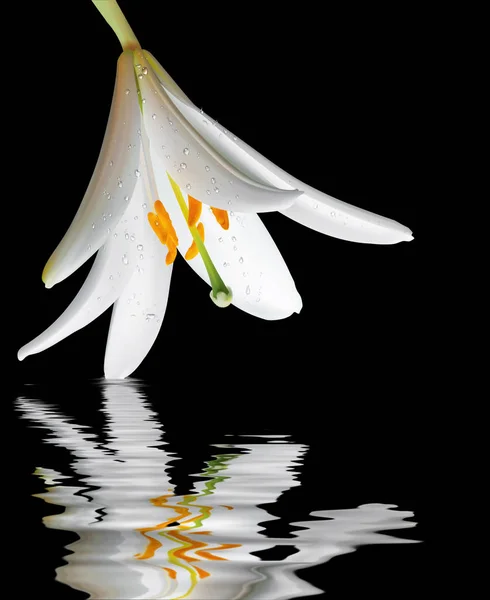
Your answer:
331;211;336;217
231;236;237;242
124;195;129;202
256;297;261;303
142;66;148;75
186;183;192;190
235;194;240;200
233;245;238;251
205;165;210;172
109;160;113;167
314;203;319;210
214;187;220;193
122;254;129;265
117;178;123;188
142;202;147;208
183;147;190;155
206;189;211;195
125;233;130;240
239;256;244;263
134;215;139;220
223;262;230;267
137;244;144;251
146;313;155;321
92;223;96;229
135;169;141;177
87;244;91;250
167;117;173;126
140;254;144;259
138;73;143;79
211;177;216;184
113;233;118;238
125;89;130;95
130;234;135;241
218;237;223;242
152;113;157;120
246;285;251;295
109;275;114;280
180;162;187;169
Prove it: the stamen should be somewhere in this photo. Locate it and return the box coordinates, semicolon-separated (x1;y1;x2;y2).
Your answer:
188;196;203;227
167;173;233;306
148;200;179;264
185;222;205;260
211;207;229;230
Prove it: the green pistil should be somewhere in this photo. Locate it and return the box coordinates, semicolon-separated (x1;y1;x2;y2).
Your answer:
91;0;141;51
167;174;232;305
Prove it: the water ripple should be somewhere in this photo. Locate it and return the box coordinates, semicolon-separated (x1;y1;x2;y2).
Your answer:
16;382;419;600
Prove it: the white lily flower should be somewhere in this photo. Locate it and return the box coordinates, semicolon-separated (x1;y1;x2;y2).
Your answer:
18;0;413;379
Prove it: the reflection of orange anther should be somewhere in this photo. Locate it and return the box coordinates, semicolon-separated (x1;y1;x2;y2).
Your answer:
188;196;202;227
163;567;177;579
194;566;210;579
211;207;229;230
196;543;241;561
185;222;205;260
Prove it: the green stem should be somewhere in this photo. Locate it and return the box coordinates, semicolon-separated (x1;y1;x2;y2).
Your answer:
91;0;140;50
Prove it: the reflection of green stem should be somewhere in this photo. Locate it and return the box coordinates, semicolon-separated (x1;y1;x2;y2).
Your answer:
91;0;140;50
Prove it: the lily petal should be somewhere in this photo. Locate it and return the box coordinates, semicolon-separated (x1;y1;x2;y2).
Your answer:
152;174;302;320
42;50;142;288
18;181;145;361
152;64;412;244
135;50;301;214
104;218;172;380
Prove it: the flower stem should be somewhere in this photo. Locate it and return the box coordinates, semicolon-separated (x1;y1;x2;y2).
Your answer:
91;0;140;50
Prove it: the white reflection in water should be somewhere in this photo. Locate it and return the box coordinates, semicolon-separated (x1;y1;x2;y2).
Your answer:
17;383;419;600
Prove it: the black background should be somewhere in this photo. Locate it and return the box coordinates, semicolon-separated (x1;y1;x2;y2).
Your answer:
9;1;428;598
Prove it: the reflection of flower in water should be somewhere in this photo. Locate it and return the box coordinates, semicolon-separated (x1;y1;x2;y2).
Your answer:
17;383;419;600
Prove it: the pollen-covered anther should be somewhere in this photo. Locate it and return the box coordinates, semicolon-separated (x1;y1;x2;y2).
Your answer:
185;222;205;260
211;207;229;230
187;196;202;227
148;200;179;264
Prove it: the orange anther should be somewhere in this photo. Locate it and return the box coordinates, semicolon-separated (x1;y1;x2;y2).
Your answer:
155;200;179;245
166;241;177;265
185;222;205;261
148;212;167;245
188;196;202;227
211;207;229;230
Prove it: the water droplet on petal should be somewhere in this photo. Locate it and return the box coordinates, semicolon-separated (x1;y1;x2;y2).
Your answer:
206;189;211;195
117;178;123;188
331;211;336;217
113;233;118;238
246;285;251;295
124;195;129;202
135;169;141;177
137;244;144;251
231;236;237;242
239;256;244;263
146;313;155;321
138;73;143;79
205;165;210;171
125;89;130;95
180;162;187;169
183;147;190;155
125;233;130;240
211;177;216;184
214;187;220;193
186;183;192;190
109;275;114;280
92;223;96;229
152;113;157;120
122;254;129;265
130;234;135;241
223;262;229;267
142;202;147;208
218;237;223;242
142;66;148;75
